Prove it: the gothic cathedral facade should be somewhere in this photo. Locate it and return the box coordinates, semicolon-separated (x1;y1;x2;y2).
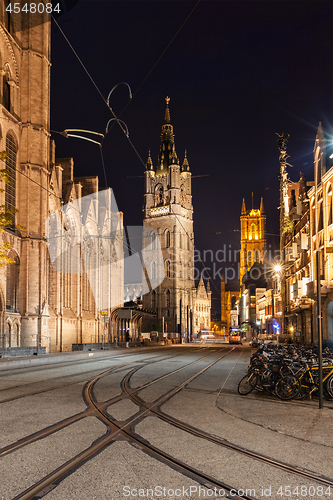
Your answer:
0;8;123;353
142;98;211;337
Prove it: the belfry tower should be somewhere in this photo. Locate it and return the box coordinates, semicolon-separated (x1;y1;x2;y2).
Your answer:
142;97;211;336
240;197;266;283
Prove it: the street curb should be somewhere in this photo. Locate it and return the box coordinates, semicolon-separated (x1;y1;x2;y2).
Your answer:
0;346;145;370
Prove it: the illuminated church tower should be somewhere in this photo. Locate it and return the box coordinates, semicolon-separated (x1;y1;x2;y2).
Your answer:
240;197;266;283
142;97;211;335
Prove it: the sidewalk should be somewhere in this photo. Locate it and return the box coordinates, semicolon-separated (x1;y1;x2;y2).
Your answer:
0;345;148;370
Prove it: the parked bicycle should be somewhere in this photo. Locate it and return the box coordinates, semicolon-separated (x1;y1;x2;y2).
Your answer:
238;343;333;402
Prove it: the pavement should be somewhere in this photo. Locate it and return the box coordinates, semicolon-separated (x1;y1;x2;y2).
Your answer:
1;344;333;463
1;344;333;500
0;344;150;369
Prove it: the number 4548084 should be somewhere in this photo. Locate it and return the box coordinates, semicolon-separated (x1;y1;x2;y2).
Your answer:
276;485;331;496
6;3;61;14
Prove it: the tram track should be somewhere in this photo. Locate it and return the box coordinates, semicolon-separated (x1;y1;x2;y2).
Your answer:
123;348;333;486
10;348;246;500
123;375;333;488
7;345;332;500
0;347;205;458
0;347;189;404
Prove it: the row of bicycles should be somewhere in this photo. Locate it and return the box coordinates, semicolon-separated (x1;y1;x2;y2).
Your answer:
237;343;333;400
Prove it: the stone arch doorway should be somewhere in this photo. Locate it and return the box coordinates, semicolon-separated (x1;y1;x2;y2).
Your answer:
326;301;333;349
5;321;11;348
12;321;20;347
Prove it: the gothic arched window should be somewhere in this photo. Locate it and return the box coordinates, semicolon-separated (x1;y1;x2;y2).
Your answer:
151;290;156;309
318;194;323;232
3;71;10;112
151;231;156;250
5;132;17;228
311;201;315;236
248;250;252;266
6;253;19;311
180;185;186;206
151;261;156;280
155;184;164;206
327;185;333;226
165;259;171;278
165;289;171;308
165;230;170;248
63;245;72;309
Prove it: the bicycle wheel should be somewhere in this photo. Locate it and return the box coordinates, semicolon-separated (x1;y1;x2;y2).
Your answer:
275;374;300;400
262;371;280;394
238;372;258;395
326;374;333;398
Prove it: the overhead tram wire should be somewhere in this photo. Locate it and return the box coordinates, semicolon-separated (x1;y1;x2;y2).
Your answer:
46;1;211;279
104;0;202;131
47;0;201;169
36;2;214;287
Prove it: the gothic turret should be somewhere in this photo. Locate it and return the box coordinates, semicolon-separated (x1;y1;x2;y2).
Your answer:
146;150;154;171
241;198;246;215
182;150;190;172
156;96;177;176
260;197;265;214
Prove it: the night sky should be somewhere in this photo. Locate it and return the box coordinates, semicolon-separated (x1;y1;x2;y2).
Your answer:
50;0;333;316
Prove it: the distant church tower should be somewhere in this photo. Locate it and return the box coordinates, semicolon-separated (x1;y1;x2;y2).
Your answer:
240;197;266;283
142;97;211;335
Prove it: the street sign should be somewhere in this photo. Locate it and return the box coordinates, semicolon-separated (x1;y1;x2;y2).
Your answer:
118;308;132;319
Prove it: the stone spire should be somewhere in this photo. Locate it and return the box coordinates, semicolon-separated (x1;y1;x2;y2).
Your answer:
182;150;190;172
260;197;265;214
241;198;246;215
146;149;154;171
170;147;179;165
164;95;171;123
156;96;176;176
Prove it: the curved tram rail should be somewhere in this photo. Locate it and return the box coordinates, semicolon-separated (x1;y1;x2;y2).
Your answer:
3;346;333;500
7;348;244;500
